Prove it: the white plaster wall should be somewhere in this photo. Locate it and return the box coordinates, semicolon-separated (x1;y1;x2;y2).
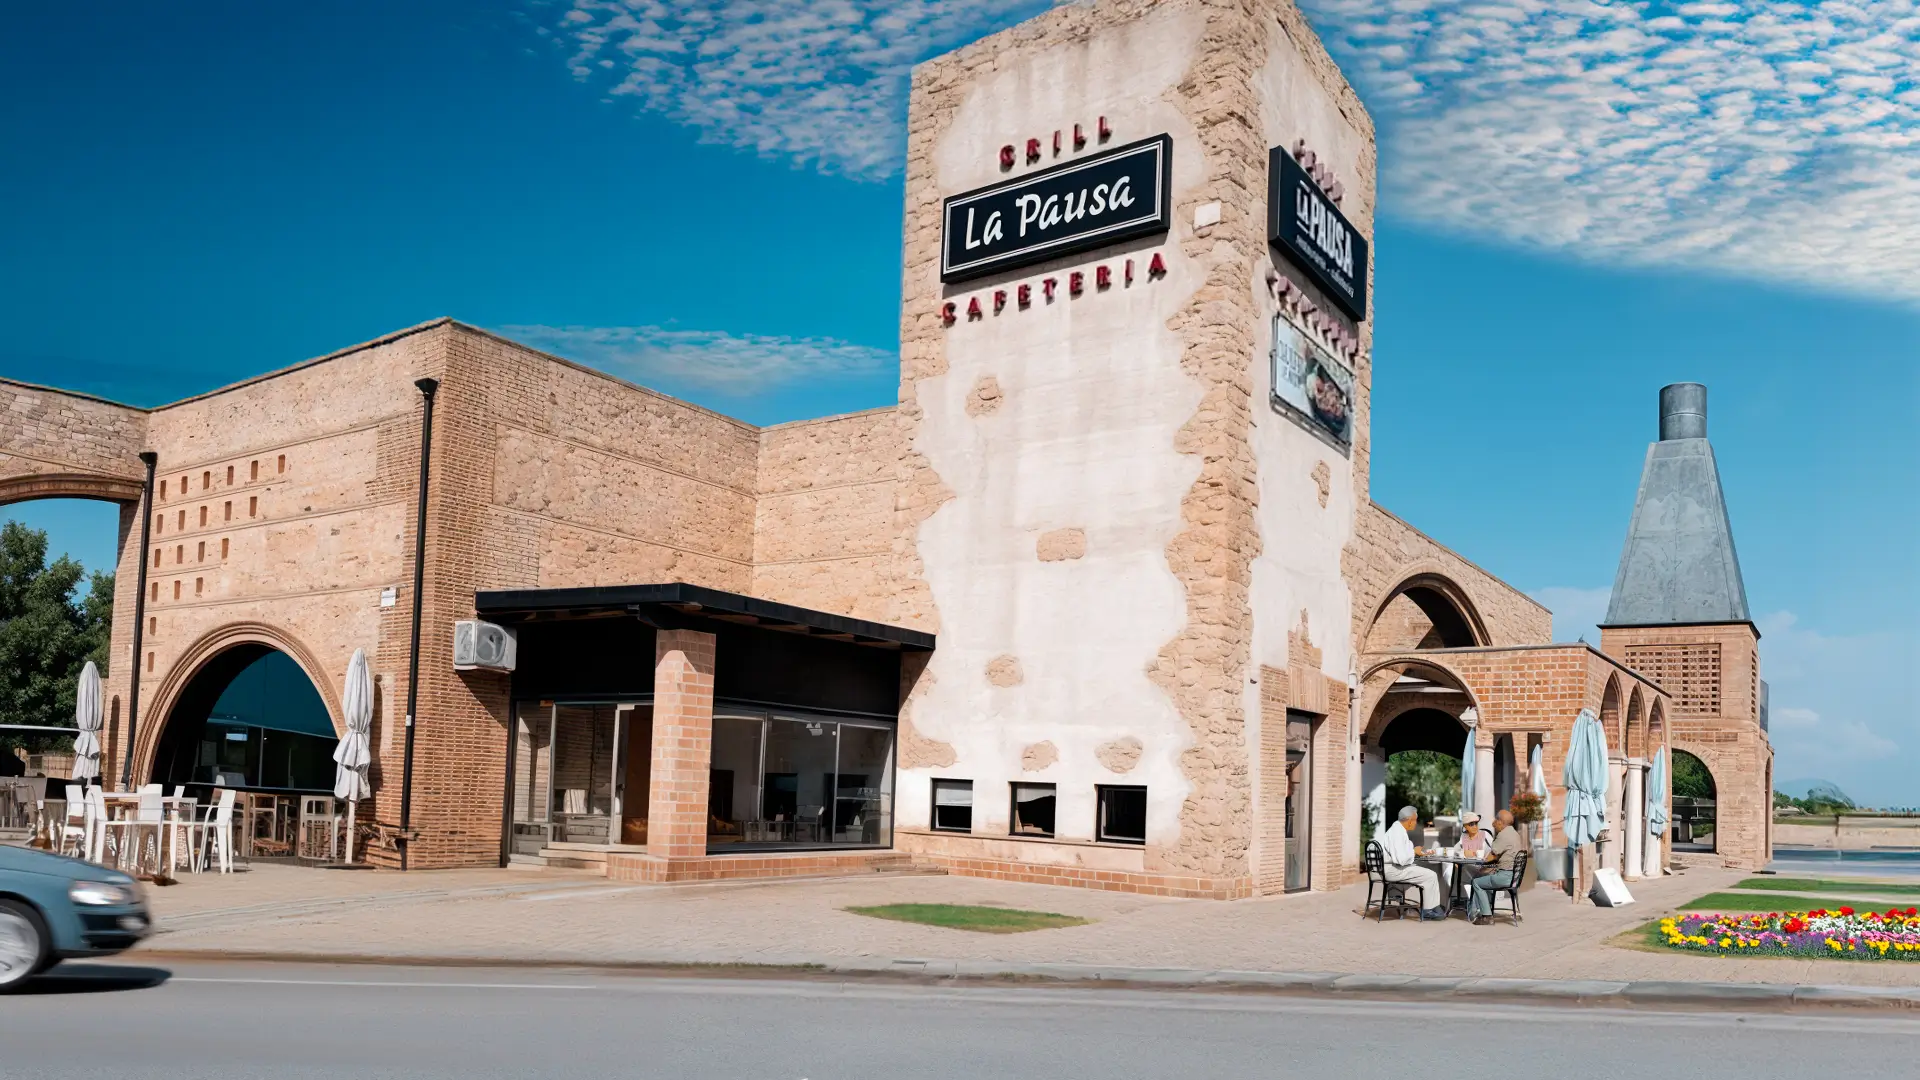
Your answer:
900;5;1208;848
1243;26;1371;873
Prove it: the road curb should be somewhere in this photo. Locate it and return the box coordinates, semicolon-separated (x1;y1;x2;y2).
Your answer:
124;947;1920;1012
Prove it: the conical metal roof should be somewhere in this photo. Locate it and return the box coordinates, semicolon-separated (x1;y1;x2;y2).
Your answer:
1604;384;1750;626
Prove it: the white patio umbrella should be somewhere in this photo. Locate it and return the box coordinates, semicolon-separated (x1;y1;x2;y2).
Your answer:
1458;721;1478;819
332;649;373;862
1529;742;1552;846
1646;747;1670;849
71;661;102;783
1562;707;1610;901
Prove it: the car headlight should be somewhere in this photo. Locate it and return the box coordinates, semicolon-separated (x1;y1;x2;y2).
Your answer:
69;880;137;906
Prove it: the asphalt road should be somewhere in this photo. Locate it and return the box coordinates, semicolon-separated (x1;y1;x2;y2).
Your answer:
4;961;1917;1079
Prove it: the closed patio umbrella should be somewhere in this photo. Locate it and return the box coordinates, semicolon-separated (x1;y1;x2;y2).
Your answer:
71;661;102;783
1645;747;1670;854
1562;707;1609;901
1458;722;1477;819
1529;742;1552;846
332;649;373;862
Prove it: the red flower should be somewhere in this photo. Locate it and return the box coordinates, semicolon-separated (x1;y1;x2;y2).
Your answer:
1907;907;1917;917
1839;906;1855;916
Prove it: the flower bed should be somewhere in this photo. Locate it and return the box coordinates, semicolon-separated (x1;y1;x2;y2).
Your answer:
1661;906;1920;960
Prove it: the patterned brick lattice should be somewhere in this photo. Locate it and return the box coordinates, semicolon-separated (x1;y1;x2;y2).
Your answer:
1623;643;1723;716
646;629;716;859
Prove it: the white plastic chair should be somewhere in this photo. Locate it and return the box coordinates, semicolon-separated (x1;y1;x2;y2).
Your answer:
86;787;114;865
193;789;237;873
164;796;199;873
58;785;88;858
103;789;165;874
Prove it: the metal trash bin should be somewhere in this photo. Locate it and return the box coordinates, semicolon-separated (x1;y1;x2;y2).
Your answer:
1533;845;1570;883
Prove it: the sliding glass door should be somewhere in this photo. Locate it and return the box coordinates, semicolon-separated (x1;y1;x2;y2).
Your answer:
705;712;894;852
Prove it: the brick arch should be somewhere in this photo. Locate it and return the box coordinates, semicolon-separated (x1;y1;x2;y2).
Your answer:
1599;673;1623;750
1363;568;1491;652
1361;654;1485;747
132;620;345;782
1625;685;1645;758
0;471;144;507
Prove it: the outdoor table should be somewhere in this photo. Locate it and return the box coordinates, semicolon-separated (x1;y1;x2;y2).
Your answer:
96;792;199;873
1416;852;1493;914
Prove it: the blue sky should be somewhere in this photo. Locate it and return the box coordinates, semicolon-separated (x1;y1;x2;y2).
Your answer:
2;2;1915;806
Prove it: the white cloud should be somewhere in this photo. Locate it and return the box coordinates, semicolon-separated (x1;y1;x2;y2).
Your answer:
497;323;895;392
1528;584;1611;644
1299;0;1920;302
552;0;1050;179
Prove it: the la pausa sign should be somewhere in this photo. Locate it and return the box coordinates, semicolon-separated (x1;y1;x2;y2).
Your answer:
942;134;1172;283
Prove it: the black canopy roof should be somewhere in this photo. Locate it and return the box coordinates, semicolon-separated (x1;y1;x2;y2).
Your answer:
472;582;935;652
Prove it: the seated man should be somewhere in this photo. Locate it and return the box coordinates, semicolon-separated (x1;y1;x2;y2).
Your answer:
1470;809;1525;926
1379;805;1447;920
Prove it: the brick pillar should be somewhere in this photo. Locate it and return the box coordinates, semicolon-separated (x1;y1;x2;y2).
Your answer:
646;629;715;859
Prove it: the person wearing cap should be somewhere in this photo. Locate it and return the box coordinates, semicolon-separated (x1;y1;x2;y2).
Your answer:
1459;811;1493;859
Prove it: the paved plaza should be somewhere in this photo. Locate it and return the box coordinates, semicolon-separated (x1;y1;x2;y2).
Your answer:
131;863;1920;990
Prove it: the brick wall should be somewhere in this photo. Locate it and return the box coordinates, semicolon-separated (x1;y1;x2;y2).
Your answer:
1346;502;1553;655
751;408;902;623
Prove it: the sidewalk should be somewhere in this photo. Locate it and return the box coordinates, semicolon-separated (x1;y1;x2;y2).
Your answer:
130;862;1920;1007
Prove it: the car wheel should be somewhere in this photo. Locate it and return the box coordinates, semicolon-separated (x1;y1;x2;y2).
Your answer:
0;899;51;993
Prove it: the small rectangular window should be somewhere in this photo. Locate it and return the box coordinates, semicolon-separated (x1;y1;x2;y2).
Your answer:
176;510;185;529
151;549;161;568
195;577;203;596
178;475;187;493
224;501;232;521
1010;782;1057;838
154;514;162;534
174;545;183;564
220;538;229;558
197;541;205;562
1096;785;1148;845
931;779;973;833
198;506;207;526
172;580;181;599
159;479;167;499
148;616;156;634
146;651;154;673
277;454;286;474
202;470;210;490
248;496;257;517
226;465;234;485
150;582;158;601
250;460;259;481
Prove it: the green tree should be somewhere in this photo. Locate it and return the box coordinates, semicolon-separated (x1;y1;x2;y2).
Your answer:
1386;750;1462;822
1671;750;1715;800
0;522;114;758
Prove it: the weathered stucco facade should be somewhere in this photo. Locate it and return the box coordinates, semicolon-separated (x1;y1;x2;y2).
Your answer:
0;0;1762;892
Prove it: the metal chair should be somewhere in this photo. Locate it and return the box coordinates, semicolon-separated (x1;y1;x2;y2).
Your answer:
1362;840;1426;921
1488;850;1530;924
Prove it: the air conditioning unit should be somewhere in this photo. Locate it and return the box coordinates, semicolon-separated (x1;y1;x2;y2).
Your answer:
453;619;517;672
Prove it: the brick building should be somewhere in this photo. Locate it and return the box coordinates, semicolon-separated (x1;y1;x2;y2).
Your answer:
0;0;1763;894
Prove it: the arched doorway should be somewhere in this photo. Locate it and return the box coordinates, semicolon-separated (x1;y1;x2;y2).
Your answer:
1381;706;1467;825
1360;658;1482;850
150;645;339;795
1670;748;1717;853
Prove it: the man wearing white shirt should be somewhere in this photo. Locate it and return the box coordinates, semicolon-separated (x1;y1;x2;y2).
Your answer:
1380;805;1447;920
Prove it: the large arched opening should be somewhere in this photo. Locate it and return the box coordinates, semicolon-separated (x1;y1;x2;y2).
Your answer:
0;490;134;779
1360;658;1482;850
149;644;339;796
1363;574;1487;653
1670;747;1717;853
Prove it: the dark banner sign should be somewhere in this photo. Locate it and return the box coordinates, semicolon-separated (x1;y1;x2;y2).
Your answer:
1268;148;1368;321
941;134;1171;284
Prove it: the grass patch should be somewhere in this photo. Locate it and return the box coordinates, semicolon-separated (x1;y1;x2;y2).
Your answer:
1733;877;1920;898
1678;891;1899;913
844;903;1091;934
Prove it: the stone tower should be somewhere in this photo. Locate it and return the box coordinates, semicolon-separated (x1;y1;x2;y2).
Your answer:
1600;384;1772;870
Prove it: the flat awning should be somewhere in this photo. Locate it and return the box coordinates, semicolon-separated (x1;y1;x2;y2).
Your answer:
473;582;935;652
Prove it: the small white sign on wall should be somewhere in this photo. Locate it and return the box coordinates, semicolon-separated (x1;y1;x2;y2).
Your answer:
380;586;398;608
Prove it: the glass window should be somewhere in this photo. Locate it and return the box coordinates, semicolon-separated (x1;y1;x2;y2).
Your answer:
760;717;840;845
834;722;895;846
1010;782;1056;838
707;716;764;847
1097;785;1147;844
931;779;973;833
